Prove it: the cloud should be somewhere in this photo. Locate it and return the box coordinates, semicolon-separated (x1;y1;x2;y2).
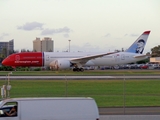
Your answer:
63;34;69;38
124;34;128;36
17;22;44;31
41;27;71;35
104;33;111;37
130;33;139;37
60;43;102;52
0;33;9;40
124;33;139;37
75;43;100;52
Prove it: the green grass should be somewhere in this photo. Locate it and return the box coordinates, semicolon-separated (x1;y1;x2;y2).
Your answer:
0;79;160;107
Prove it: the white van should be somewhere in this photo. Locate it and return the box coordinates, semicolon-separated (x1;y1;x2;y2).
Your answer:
0;97;99;120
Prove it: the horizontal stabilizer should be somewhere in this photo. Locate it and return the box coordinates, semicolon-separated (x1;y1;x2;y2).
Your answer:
133;54;149;58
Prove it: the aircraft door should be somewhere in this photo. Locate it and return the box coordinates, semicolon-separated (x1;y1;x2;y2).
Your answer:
121;54;125;60
115;54;120;62
46;54;49;61
44;54;50;65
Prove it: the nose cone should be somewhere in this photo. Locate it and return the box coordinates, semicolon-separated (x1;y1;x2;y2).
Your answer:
2;54;16;67
2;58;8;66
2;57;12;66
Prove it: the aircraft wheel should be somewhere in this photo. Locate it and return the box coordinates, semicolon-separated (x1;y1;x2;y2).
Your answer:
77;68;80;72
73;68;79;72
80;68;84;72
73;68;84;72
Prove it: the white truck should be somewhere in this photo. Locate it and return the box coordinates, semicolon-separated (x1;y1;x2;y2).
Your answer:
0;97;99;120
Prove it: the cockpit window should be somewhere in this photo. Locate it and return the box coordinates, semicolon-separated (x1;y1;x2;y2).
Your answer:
6;56;10;59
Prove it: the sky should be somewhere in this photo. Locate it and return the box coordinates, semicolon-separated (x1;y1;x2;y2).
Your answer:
0;0;160;53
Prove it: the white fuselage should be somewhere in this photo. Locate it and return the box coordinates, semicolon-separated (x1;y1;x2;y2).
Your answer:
43;52;147;67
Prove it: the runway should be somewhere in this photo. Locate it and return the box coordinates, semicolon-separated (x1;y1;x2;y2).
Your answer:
0;75;160;80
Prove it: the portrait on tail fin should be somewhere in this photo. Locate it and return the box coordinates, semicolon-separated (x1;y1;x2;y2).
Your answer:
125;31;150;54
135;39;145;54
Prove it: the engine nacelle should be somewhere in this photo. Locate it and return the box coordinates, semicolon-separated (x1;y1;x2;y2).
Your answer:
49;59;71;70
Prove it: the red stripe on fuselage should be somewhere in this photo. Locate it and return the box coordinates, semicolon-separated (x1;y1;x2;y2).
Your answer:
15;52;43;67
3;52;43;67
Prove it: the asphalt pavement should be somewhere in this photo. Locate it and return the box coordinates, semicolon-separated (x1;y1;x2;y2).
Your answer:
1;75;160;80
99;107;160;115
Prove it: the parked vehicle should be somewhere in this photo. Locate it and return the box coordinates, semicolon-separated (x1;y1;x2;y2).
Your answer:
0;97;99;120
140;64;148;69
148;64;159;69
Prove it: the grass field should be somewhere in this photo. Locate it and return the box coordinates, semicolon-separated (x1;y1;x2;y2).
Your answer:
1;79;160;107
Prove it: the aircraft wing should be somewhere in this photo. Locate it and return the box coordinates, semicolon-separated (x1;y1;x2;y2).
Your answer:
134;54;150;58
70;51;118;64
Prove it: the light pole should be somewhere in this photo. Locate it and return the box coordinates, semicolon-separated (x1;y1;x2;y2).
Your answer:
123;75;126;115
7;72;12;98
68;40;71;52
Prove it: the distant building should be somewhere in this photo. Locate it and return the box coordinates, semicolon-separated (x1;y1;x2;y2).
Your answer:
0;39;14;56
33;38;41;52
41;37;54;52
33;37;54;52
150;57;160;64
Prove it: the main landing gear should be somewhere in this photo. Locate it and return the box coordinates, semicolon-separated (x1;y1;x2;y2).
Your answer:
73;68;84;72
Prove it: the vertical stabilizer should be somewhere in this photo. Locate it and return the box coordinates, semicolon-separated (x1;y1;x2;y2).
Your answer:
125;31;150;54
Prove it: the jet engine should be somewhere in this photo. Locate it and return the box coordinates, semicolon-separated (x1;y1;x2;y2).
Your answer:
49;59;71;70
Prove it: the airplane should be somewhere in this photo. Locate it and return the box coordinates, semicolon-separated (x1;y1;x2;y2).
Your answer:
2;30;150;72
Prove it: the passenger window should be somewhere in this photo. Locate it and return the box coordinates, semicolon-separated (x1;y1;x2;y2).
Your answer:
0;102;18;117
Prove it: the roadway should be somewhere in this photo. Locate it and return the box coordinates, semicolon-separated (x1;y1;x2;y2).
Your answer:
1;75;160;80
99;115;160;120
99;107;160;115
